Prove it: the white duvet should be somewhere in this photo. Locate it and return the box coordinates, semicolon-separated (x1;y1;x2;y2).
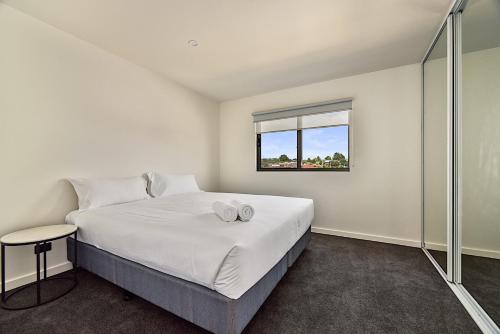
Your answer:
65;192;313;299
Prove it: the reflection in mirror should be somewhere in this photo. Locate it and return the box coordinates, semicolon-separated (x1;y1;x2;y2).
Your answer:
423;22;448;274
461;0;500;325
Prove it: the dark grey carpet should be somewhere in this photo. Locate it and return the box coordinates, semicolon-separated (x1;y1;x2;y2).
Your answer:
428;249;447;273
0;234;480;334
429;249;500;326
428;250;447;276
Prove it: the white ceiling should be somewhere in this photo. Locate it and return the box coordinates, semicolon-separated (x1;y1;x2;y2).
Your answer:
3;0;452;101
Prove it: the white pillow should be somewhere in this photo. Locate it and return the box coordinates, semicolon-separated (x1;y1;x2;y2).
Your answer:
146;172;168;198
146;173;201;197
69;176;149;210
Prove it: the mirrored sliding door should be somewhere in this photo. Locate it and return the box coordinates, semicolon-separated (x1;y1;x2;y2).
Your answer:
460;0;500;326
423;0;500;332
423;20;449;275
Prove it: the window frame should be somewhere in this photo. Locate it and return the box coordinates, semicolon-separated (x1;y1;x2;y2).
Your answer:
256;124;350;172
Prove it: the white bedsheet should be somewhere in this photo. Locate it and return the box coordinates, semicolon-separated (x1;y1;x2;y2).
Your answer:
65;192;313;299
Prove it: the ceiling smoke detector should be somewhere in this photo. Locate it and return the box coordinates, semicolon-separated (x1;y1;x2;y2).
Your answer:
187;40;199;47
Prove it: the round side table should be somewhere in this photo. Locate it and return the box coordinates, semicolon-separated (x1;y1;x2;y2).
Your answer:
1;224;78;310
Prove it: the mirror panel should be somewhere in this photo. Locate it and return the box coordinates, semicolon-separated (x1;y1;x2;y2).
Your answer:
461;0;500;325
423;22;449;274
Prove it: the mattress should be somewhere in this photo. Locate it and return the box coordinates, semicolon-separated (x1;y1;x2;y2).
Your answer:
65;192;314;299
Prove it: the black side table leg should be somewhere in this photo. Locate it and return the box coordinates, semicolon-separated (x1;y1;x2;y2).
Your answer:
36;242;40;305
43;242;47;280
1;244;5;303
73;232;78;281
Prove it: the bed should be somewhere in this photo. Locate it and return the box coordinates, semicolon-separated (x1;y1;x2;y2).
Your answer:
65;191;313;334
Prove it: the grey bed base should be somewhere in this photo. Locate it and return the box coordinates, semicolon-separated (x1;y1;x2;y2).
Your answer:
67;227;311;334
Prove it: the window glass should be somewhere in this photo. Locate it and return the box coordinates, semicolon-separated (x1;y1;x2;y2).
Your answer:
260;130;297;168
301;126;349;169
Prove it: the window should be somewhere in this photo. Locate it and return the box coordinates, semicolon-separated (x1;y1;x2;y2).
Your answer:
301;126;349;169
254;99;351;171
260;130;297;169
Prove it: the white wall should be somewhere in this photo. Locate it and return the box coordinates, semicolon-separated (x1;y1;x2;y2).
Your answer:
219;64;422;246
0;4;219;289
422;55;447;250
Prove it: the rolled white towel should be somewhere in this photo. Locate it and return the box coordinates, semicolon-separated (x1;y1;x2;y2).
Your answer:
212;201;238;222
230;200;255;222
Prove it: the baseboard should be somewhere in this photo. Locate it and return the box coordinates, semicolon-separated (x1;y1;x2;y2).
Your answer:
0;261;73;292
312;227;500;259
424;242;447;252
425;242;500;260
311;226;421;248
463;247;500;259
